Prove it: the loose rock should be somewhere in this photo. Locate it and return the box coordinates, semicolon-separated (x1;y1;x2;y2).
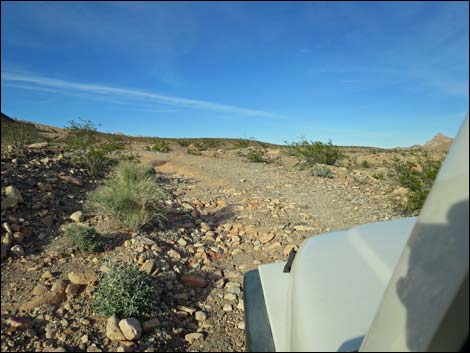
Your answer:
119;318;142;341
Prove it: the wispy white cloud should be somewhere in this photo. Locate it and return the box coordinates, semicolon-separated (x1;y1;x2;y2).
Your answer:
1;71;285;119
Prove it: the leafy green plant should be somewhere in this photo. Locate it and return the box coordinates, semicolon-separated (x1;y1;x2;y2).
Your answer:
286;138;343;168
361;160;371;168
63;223;105;253
85;161;166;230
311;164;334;178
389;156;443;214
92;264;158;318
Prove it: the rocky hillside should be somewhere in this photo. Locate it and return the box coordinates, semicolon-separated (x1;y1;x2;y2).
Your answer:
423;133;453;151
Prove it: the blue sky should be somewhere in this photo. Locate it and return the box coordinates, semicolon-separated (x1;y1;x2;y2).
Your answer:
1;1;468;147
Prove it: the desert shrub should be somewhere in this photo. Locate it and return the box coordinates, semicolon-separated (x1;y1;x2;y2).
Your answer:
286;138;343;168
373;172;385;180
246;148;267;163
147;139;171;153
85;161;166;230
311;164;334;178
1;118;42;146
64;223;105;253
65;119;115;176
187;143;202;155
389;156;443;214
235;139;251;148
361;160;371;168
176;139;191;147
92;264;158;318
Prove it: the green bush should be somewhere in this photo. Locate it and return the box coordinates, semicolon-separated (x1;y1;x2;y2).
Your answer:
85;161;166;230
311;164;334;178
1;118;42;146
373;172;385;180
286;138;343;168
389;156;443;214
235;139;251;148
176;139;191;147
246;148;267;163
64;223;105;252
65;119;115;176
147;139;171;153
92;264;158;318
361;160;371;168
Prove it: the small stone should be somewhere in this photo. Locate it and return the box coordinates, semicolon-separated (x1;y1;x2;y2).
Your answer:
66;283;82;297
10;244;25;257
260;233;275;244
177;238;187;246
7;316;33;329
13;232;24;243
141;259;155;274
5;185;23;203
1;197;18;210
37;182;53;192
68;270;96;285
214;278;225;288
283;244;297;256
224;293;237;301
51;280;68;293
2;222;13;233
119;318;142;341
20;291;66;311
81;334;89;344
41;215;54;229
106;315;127;341
177;305;197;314
42;346;66;352
226;286;241;295
59;175;83;186
142;318;161;332
180;274;207;288
167;249;181;260
194;311;208;322
27;142;48;149
41;271;55;280
237;321;245;330
33;284;49;296
86;345;102;352
185;332;203;344
70;211;84;222
223;304;233;312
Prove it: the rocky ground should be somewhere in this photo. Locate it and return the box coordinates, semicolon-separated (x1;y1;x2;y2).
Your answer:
1;139;444;352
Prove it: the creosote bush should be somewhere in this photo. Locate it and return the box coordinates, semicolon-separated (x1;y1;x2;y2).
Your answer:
389;156;443;214
92;264;158;318
286;138;343;168
246;148;268;163
147;139;171;153
311;164;334;178
86;161;166;230
63;223;105;253
65;118;120;176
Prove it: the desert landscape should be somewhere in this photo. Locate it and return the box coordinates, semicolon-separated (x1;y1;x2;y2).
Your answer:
0;113;450;352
